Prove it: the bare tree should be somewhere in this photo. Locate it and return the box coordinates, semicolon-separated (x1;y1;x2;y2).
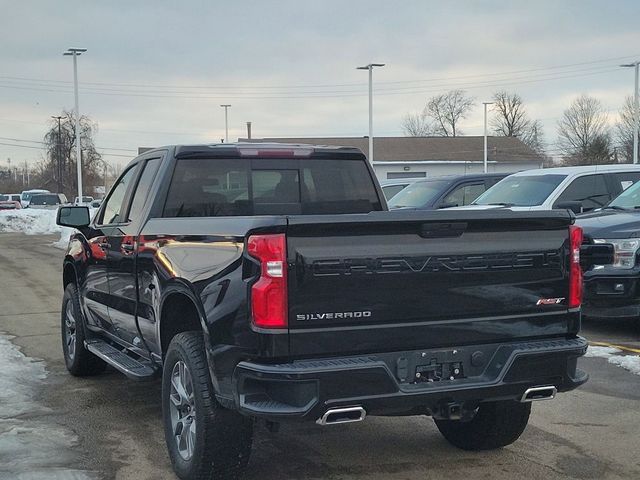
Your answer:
490;91;547;155
41;110;103;197
491;91;530;137
401;112;433;136
521;119;547;155
557;95;612;165
615;95;637;163
426;89;474;137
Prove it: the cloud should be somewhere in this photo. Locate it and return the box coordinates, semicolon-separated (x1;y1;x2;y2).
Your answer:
1;0;639;166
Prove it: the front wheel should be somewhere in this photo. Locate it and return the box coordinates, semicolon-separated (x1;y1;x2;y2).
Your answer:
61;283;106;376
434;400;531;450
162;332;253;480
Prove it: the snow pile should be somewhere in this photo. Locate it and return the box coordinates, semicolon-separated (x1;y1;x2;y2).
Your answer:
607;353;640;375
584;346;621;357
53;226;77;250
585;345;640;376
0;334;97;479
0;334;47;418
0;208;61;236
0;207;95;250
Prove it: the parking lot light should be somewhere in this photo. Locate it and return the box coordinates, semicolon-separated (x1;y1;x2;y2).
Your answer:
621;62;640;164
483;102;494;173
63;48;87;202
357;63;385;163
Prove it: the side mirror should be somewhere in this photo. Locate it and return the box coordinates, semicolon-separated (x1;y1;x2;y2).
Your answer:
57;206;90;228
438;202;458;209
580;243;614;269
556;201;583;214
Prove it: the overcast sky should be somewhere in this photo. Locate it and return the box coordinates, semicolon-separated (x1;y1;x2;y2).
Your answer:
2;0;640;168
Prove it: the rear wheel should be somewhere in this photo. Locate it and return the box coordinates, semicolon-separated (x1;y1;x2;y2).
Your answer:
162;332;253;480
434;400;531;450
61;283;107;376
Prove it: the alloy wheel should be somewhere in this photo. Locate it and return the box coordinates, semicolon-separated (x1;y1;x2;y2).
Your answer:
169;360;197;461
64;300;77;360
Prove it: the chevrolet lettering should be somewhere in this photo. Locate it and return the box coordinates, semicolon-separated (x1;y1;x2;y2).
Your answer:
312;251;562;276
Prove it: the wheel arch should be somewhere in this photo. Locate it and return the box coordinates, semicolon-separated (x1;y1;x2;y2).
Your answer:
63;258;78;289
158;283;211;359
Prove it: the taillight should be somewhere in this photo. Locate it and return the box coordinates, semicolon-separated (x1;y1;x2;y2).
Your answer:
247;234;288;329
569;225;583;308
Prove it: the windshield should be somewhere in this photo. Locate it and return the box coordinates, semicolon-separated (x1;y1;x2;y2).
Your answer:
387;180;448;208
29;194;59;205
473;174;566;207
609;181;640;209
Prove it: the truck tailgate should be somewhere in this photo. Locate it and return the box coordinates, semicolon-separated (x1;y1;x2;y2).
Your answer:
286;210;576;357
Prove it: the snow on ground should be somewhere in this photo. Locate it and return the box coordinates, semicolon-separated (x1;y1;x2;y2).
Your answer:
585;345;640;376
0;208;61;236
0;333;97;479
0;208;93;250
0;334;47;418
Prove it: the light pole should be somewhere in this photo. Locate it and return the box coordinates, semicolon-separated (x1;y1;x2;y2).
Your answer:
220;104;231;143
63;47;87;202
51;115;66;192
621;62;640;164
482;102;494;173
357;63;385;163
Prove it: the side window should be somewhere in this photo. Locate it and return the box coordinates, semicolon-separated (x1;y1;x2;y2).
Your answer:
127;158;161;222
383;185;406;199
554;174;610;211
163;159;250;217
100;167;137;225
443;183;485;207
613;172;640;193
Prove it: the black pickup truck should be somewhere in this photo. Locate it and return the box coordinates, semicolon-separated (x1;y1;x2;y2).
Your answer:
57;143;590;480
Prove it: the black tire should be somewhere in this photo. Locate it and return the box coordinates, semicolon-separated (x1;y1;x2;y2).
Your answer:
162;332;253;480
434;400;531;451
61;283;107;376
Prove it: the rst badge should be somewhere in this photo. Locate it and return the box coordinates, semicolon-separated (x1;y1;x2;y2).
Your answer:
536;297;565;306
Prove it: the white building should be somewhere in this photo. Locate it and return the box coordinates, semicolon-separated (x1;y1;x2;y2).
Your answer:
241;136;545;181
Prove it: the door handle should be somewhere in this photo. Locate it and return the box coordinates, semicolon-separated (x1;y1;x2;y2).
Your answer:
121;243;135;252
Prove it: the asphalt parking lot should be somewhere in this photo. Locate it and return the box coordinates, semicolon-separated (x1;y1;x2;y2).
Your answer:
1;232;639;480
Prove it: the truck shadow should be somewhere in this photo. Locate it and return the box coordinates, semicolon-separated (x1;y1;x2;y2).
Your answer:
244;417;499;480
582;316;639;342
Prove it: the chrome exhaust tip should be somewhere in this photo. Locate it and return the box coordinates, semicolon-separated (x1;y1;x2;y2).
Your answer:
520;386;557;402
316;406;366;426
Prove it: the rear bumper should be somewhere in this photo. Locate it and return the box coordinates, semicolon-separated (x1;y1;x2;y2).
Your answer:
232;337;588;422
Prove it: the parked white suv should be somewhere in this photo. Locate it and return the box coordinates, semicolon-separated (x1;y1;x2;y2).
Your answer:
20;188;50;208
468;165;640;212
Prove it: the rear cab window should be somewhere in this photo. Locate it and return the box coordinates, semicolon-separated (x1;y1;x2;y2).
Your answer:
30;194;60;205
162;158;381;217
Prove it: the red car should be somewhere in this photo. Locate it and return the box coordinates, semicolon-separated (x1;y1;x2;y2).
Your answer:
0;200;22;210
